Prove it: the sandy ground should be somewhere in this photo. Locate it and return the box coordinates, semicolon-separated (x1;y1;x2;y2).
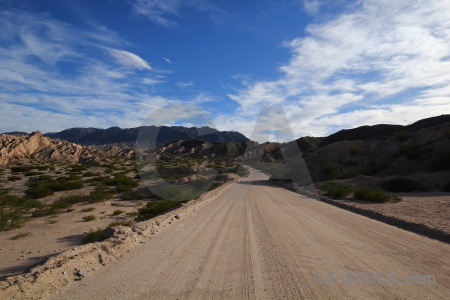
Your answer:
0;198;143;280
44;169;450;300
325;192;450;235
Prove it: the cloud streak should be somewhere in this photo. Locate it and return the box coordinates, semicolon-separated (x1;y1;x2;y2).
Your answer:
108;49;152;70
132;0;227;27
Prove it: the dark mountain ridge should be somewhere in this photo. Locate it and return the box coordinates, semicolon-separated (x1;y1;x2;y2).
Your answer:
44;126;248;146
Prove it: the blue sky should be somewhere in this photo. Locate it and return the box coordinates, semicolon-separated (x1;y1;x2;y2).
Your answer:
1;0;450;141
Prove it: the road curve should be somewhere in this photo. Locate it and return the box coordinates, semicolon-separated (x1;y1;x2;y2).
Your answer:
52;170;450;299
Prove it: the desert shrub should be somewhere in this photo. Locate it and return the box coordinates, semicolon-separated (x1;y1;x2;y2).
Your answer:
112;209;124;216
31;194;88;217
66;174;82;180
25;185;54;198
10;166;34;173
135;199;181;222
429;150;450;171
392;130;411;142
69;164;89;173
51;179;83;191
353;187;401;203
349;147;360;155
0;207;24;231
24;171;45;177
26;176;84;197
236;167;250;177
442;181;450;192
116;184;135;193
393;146;426;159
152;184;199;201
8;176;22;181
81;228;107;244
82;215;96;222
81;207;96;212
320;182;353;199
0;188;11;196
120;193;134;200
105;174;139;188
82;171;101;177
208;182;220;191
88;188;115;203
31;175;53;182
0;195;43;210
109;220;132;227
382;178;428;192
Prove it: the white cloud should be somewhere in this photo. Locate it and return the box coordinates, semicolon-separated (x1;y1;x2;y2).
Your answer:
225;0;450;141
107;49;152;70
162;57;173;64
132;0;227;27
175;81;194;88
303;0;321;15
142;77;164;85
0;9;178;133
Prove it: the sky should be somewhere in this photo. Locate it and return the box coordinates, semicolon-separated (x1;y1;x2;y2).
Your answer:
0;0;450;142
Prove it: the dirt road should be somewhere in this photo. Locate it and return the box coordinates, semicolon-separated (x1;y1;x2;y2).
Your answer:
52;170;450;299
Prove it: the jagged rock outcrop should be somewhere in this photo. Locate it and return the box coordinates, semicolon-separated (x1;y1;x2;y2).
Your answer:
0;131;134;165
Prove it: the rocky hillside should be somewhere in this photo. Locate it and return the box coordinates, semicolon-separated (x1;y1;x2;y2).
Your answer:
45;126;248;146
0;132;133;165
269;115;450;188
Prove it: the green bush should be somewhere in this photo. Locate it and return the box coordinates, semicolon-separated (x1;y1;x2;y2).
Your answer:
236;167;250;177
10;166;34;173
393;146;426;159
382;178;428;192
81;207;96;212
69;164;89;173
50;179;83;191
24;171;45;177
135;200;181;222
32;194;88;217
0;207;24;231
353;187;401;203
393;130;411;142
152;184;199;201
82;171;101;177
88;188;115;203
0;194;43;210
8;176;22;182
321;182;353;199
120;193;134;200
349;147;360;155
25;185;54;198
82;215;96;222
112;209;125;216
81;228;107;244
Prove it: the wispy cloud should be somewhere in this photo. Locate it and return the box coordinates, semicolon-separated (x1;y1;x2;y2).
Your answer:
222;0;450;140
107;49;152;70
132;0;228;28
0;9;181;133
162;57;173;64
175;81;194;88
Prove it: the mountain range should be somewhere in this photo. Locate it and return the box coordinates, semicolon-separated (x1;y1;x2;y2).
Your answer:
43;126;248;146
1;115;449;190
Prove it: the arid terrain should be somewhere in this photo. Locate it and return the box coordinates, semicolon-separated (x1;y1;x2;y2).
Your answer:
1;117;449;299
2;169;446;299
